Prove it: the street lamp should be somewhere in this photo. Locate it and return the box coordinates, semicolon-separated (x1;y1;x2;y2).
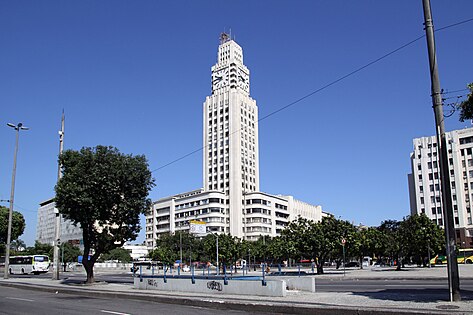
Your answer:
4;122;29;279
207;229;219;275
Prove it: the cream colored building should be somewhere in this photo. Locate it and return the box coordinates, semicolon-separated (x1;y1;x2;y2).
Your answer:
146;34;327;248
408;127;473;247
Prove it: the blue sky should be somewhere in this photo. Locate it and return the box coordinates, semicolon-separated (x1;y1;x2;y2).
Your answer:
1;1;472;246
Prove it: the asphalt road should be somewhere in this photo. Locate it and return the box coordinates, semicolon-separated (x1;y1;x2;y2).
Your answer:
0;285;276;315
9;271;473;293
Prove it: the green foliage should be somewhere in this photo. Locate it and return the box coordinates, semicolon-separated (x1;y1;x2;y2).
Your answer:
61;242;82;263
10;239;26;255
202;233;240;266
148;231;199;265
100;247;132;263
282;216;357;273
55;145;155;282
23;241;53;258
458;83;473;122
398;214;445;266
0;205;26;245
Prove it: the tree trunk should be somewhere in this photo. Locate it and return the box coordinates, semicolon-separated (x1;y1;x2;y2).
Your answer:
83;259;94;283
396;258;402;271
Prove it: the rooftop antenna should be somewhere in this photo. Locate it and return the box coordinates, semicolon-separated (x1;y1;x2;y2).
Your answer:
219;32;230;44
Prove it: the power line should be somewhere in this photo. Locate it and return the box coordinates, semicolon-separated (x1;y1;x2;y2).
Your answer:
151;16;473;173
442;88;469;95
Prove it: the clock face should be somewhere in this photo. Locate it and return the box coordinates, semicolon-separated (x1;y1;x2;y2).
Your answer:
213;67;229;89
237;68;249;92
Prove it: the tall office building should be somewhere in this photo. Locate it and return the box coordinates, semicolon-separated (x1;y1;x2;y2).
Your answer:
36;198;83;248
203;34;259;236
408;127;473;246
145;34;327;248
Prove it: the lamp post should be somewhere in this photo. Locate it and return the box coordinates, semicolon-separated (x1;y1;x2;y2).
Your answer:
53;112;64;280
4;122;29;279
207;229;219;275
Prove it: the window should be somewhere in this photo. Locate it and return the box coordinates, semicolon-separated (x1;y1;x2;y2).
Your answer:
430;184;434;192
437;207;442;214
428;162;432;169
429;173;433;180
421;197;424;204
431;207;436;215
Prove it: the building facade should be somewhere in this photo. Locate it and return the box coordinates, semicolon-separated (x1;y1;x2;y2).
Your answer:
36;198;83;248
145;34;327;248
408;127;473;247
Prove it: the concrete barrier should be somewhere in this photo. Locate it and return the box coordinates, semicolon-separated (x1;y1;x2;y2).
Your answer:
134;277;286;297
285;277;315;292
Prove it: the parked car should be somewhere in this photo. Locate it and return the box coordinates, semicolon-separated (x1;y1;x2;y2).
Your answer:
430;255;447;265
345;261;360;268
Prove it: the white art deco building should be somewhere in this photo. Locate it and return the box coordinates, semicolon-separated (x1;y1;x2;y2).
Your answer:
408;127;473;247
145;34;327;248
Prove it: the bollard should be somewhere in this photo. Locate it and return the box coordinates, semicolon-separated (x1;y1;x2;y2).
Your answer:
152;264;155;277
139;265;143;282
278;264;281;275
191;265;195;284
262;263;267;286
223;265;228;285
178;265;181;276
164;264;167;283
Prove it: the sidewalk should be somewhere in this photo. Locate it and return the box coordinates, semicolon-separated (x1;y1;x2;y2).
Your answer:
1;266;473;315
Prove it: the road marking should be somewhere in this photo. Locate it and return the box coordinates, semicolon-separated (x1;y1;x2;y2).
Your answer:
5;297;35;302
100;310;131;315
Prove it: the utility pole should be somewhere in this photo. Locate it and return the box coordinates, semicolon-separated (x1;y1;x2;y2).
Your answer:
53;112;65;280
4;122;29;279
422;0;460;302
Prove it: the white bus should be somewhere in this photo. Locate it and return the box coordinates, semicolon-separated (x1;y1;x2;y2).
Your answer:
8;255;50;275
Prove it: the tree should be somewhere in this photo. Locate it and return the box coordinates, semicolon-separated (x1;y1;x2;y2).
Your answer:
351;227;385;269
10;239;26;253
100;247;132;263
377;219;402;268
202;234;239;268
457;83;473;122
0;206;26;250
282;216;356;274
398;214;445;267
61;242;82;265
55;146;155;283
23;241;53;257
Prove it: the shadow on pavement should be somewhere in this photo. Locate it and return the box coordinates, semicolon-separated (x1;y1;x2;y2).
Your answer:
352;288;473;302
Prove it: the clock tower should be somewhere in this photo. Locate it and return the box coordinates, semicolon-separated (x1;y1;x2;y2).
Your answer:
203;33;259;236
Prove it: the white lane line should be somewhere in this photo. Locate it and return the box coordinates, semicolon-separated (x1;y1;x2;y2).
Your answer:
100;310;131;315
5;297;35;302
